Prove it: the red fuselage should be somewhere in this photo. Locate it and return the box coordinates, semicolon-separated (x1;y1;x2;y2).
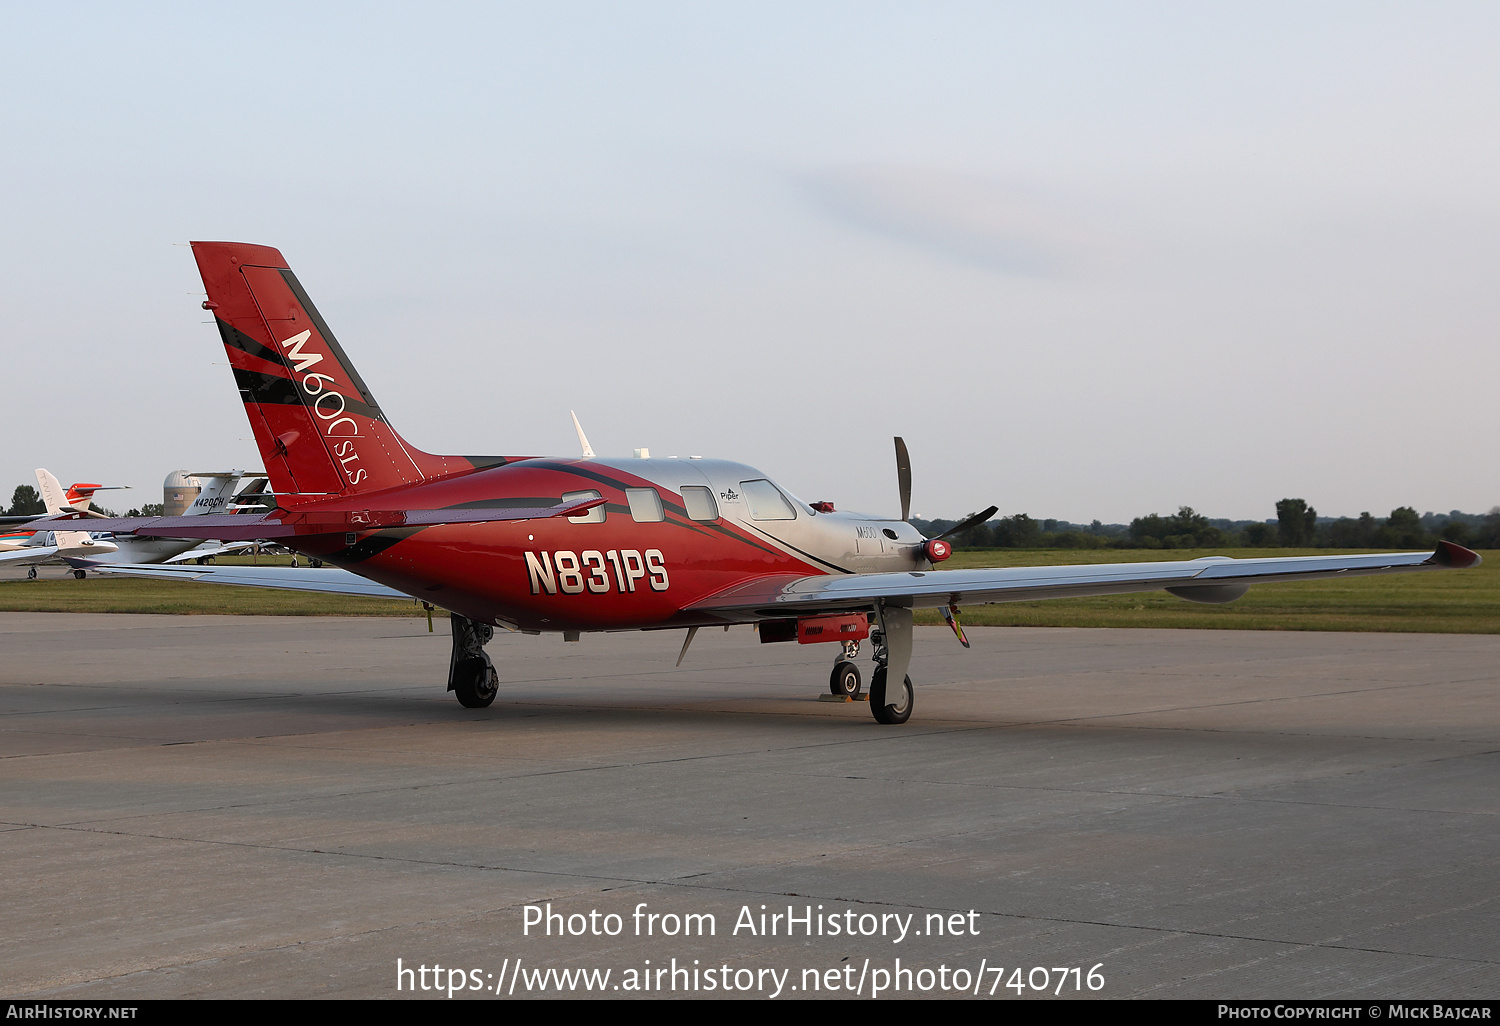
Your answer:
289;455;928;632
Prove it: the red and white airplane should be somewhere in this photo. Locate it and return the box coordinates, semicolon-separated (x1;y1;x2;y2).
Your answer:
38;242;1482;723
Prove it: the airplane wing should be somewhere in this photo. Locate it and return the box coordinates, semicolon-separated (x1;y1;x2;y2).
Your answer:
688;543;1481;618
0;545;61;566
75;562;412;599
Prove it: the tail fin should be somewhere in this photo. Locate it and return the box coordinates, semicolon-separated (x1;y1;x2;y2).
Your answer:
35;469;99;552
63;483;100;511
191;242;476;505
177;471;245;516
36;469;69;515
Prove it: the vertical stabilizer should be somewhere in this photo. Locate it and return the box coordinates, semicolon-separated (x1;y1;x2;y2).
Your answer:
191;242;474;505
35;469;103;553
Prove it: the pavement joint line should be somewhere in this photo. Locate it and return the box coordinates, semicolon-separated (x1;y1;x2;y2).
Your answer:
0;711;978;760
13;716;1491;759
6;735;1497;830
21;738;1003;828
25;744;1499;833
6;668;1496;739
1006;677;1500;726
650;881;1500;967
782;773;1500;819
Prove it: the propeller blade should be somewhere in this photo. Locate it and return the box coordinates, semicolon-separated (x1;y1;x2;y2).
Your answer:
935;505;999;541
894;437;912;522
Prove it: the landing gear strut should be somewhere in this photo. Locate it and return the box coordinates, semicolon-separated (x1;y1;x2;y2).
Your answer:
868;604;914;725
448;612;499;708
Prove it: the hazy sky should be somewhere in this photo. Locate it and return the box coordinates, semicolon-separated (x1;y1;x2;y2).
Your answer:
4;3;1497;523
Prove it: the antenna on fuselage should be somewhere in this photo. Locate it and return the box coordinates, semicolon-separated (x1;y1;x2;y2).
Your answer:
570;410;596;458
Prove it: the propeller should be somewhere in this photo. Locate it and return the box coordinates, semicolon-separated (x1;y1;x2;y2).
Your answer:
893;436;998;563
933;505;1000;541
895;436;912;523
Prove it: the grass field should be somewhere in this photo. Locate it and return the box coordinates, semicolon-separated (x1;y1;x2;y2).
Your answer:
0;549;1494;633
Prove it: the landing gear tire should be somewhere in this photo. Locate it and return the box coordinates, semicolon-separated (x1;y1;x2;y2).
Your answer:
453;657;499;708
27;567;37;580
72;569;87;580
829;661;862;698
869;668;913;725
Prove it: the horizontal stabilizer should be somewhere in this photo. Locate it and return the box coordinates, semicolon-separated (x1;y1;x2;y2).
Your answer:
73;561;411;599
0;545;61;566
25;494;608;541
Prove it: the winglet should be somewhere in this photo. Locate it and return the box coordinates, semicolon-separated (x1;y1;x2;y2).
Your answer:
1428;540;1482;568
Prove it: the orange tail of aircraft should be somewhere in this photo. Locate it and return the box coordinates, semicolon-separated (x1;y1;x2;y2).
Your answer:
191;242;499;506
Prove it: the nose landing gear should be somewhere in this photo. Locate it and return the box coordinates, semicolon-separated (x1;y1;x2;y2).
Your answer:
829;660;862;698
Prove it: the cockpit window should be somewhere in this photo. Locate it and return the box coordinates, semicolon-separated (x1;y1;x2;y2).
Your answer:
740;479;797;521
563;489;604;524
681;486;719;522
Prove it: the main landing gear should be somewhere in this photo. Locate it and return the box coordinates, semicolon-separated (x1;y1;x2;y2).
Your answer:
449;612;499;708
867;605;915;725
825;605;915;724
869;668;913;725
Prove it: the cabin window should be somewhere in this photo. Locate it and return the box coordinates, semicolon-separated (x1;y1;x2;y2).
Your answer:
563;489;605;524
740;479;797;521
626;487;665;523
681;486;718;522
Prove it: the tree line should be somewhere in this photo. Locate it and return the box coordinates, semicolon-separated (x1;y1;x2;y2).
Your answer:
913;500;1500;551
10;482;1498;550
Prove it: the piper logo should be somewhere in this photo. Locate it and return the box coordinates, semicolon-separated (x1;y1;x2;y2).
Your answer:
526;549;669;595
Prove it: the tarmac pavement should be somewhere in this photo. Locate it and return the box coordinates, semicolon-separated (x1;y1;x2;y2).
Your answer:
1;612;1496;999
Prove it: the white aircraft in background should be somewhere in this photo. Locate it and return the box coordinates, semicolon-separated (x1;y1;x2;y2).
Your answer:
4;469;266;578
0;472;121;575
104;470;270;569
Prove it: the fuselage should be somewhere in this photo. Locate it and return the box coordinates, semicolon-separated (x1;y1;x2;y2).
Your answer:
293;457;930;632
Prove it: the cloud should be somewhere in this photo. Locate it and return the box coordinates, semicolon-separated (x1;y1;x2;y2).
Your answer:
800;165;1096;276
